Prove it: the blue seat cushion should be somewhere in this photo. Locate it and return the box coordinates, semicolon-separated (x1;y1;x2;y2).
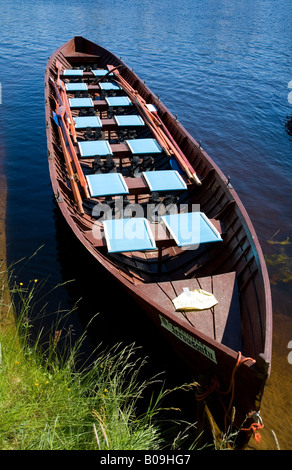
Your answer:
92;69;113;77
63;69;84;76
114;115;145;127
103;217;157;253
161;212;223;247
69;98;94;108
106;96;132;107
99;82;122;91
74;116;102;129
126;138;162;155
78;140;112;157
65;82;88;92
142;170;187;192
86;173;129;197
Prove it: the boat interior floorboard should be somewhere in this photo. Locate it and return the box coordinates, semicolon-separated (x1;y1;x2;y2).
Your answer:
137;272;242;351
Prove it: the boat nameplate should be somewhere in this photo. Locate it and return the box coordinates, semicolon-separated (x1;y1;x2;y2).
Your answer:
159;315;217;364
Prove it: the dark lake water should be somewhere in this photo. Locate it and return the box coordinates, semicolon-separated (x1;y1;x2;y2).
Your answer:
1;0;291;450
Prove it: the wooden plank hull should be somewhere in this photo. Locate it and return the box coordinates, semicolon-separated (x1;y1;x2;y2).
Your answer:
45;36;272;447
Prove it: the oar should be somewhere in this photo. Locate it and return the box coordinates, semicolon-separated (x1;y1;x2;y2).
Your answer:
50;77;73;139
53;64;78;143
51;76;90;199
106;67;175;151
148;108;202;185
55;59;63;84
136;96;201;184
50;76;65;107
60;86;78;143
55;60;68;93
93;65;122;85
56;105;90;199
54;111;84;214
108;66;201;185
121;82;201;183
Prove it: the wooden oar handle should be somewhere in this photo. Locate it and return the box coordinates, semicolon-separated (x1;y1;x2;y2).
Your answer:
93;65;122;85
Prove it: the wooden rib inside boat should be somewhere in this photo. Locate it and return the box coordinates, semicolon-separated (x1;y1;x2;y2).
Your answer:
45;36;273;447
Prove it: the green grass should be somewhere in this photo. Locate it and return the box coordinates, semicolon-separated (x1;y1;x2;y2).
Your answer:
0;263;200;450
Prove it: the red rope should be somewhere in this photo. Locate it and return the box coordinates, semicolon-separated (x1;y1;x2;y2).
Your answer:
195;376;220;401
223;352;256;430
241;422;264;444
195;352;257;434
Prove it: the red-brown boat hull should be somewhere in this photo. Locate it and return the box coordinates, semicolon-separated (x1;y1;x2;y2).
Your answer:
45;37;272;447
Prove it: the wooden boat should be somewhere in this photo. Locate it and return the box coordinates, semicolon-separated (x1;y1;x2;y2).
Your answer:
45;36;272;446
